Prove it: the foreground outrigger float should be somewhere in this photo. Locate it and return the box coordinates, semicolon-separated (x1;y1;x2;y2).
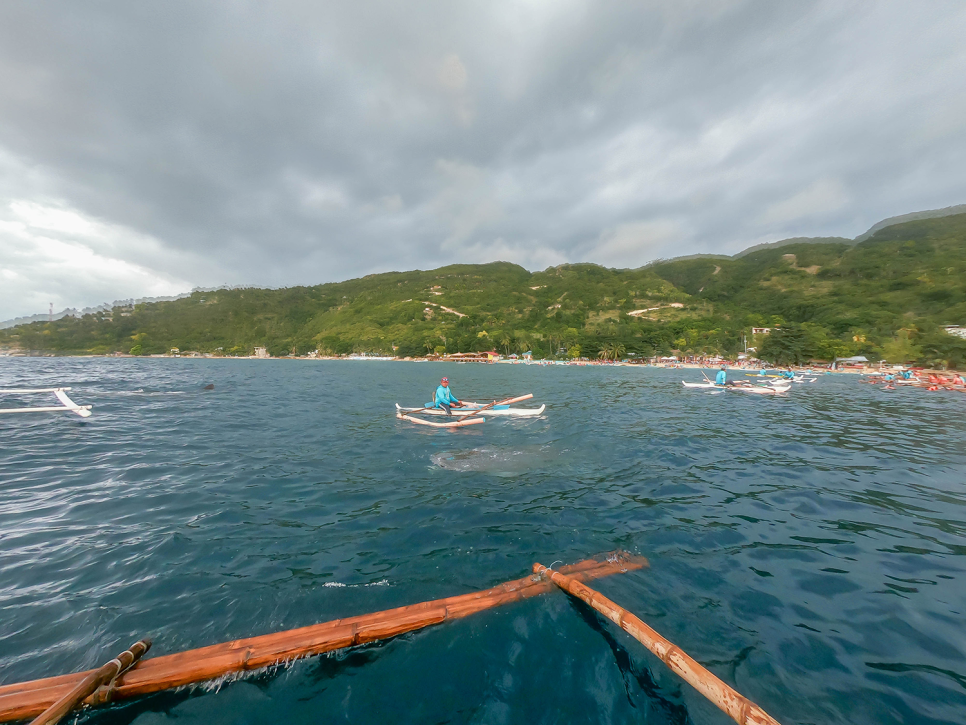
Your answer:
0;553;782;725
0;388;92;418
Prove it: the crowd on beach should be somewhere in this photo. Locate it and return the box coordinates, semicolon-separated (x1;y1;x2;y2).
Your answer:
865;368;966;391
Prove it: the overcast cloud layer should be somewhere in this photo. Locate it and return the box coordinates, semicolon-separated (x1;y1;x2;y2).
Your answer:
1;1;965;319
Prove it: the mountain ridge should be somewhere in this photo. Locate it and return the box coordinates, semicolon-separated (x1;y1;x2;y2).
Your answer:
3;210;965;368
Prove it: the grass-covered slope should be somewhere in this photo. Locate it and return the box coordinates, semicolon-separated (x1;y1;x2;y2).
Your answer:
3;214;966;366
649;215;966;333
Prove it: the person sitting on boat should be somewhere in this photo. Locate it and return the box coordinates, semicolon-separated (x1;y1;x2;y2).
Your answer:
428;377;463;415
715;365;728;386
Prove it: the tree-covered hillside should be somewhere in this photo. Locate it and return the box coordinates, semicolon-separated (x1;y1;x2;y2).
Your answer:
3;214;966;367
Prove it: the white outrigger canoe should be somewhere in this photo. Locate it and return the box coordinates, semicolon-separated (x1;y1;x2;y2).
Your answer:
746;373;817;383
396;402;545;417
730;383;790;395
0;388;92;417
682;381;790;395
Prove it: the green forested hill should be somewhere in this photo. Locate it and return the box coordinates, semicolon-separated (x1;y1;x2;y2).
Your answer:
3;213;966;367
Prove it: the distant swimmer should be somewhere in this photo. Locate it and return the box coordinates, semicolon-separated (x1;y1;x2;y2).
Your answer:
427;377;463;415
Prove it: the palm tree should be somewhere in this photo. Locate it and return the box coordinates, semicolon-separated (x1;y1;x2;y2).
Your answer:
598;342;615;361
498;334;512;356
613;342;626;361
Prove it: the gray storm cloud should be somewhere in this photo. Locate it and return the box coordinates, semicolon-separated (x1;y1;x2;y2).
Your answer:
1;1;965;318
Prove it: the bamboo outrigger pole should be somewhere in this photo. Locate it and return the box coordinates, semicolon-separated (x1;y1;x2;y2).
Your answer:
533;563;782;725
0;553;644;724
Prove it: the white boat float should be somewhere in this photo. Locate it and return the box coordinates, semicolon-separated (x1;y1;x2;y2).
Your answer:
395;402;545;417
729;383;790;395
0;388;93;417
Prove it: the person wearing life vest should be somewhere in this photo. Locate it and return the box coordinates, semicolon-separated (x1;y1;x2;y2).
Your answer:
427;377;463;415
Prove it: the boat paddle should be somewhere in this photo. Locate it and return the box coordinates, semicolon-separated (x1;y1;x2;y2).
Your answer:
399;396;488;418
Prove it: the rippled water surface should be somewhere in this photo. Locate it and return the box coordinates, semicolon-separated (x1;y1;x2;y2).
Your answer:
2;359;965;725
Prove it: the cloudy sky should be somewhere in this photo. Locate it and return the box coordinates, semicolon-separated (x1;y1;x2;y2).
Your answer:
1;1;965;320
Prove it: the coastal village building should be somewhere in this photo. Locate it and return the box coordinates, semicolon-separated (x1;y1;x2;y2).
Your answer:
441;351;500;363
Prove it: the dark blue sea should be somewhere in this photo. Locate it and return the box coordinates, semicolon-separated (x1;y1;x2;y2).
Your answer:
2;359;965;725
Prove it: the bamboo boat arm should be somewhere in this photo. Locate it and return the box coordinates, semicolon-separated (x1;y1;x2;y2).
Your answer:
533;563;782;725
0;553;646;723
28;640;150;725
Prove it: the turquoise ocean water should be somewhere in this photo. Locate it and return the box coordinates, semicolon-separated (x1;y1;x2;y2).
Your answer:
1;358;965;724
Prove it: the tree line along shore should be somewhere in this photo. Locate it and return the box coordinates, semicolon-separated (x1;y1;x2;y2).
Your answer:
2;212;965;370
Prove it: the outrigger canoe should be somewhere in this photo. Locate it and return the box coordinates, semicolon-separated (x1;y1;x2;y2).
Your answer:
396;394;537;428
395;402;545;417
729;383;790;394
682;381;790;395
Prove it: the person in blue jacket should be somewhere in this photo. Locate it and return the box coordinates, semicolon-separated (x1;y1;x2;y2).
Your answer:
427;377;463;415
715;365;728;385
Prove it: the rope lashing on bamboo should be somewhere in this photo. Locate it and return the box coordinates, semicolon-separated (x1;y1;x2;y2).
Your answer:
28;639;151;725
533;563;782;725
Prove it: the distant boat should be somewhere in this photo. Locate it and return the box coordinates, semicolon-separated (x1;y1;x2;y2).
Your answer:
0;388;92;417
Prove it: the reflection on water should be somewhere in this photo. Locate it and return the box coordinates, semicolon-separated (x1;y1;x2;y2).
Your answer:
1;358;965;725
